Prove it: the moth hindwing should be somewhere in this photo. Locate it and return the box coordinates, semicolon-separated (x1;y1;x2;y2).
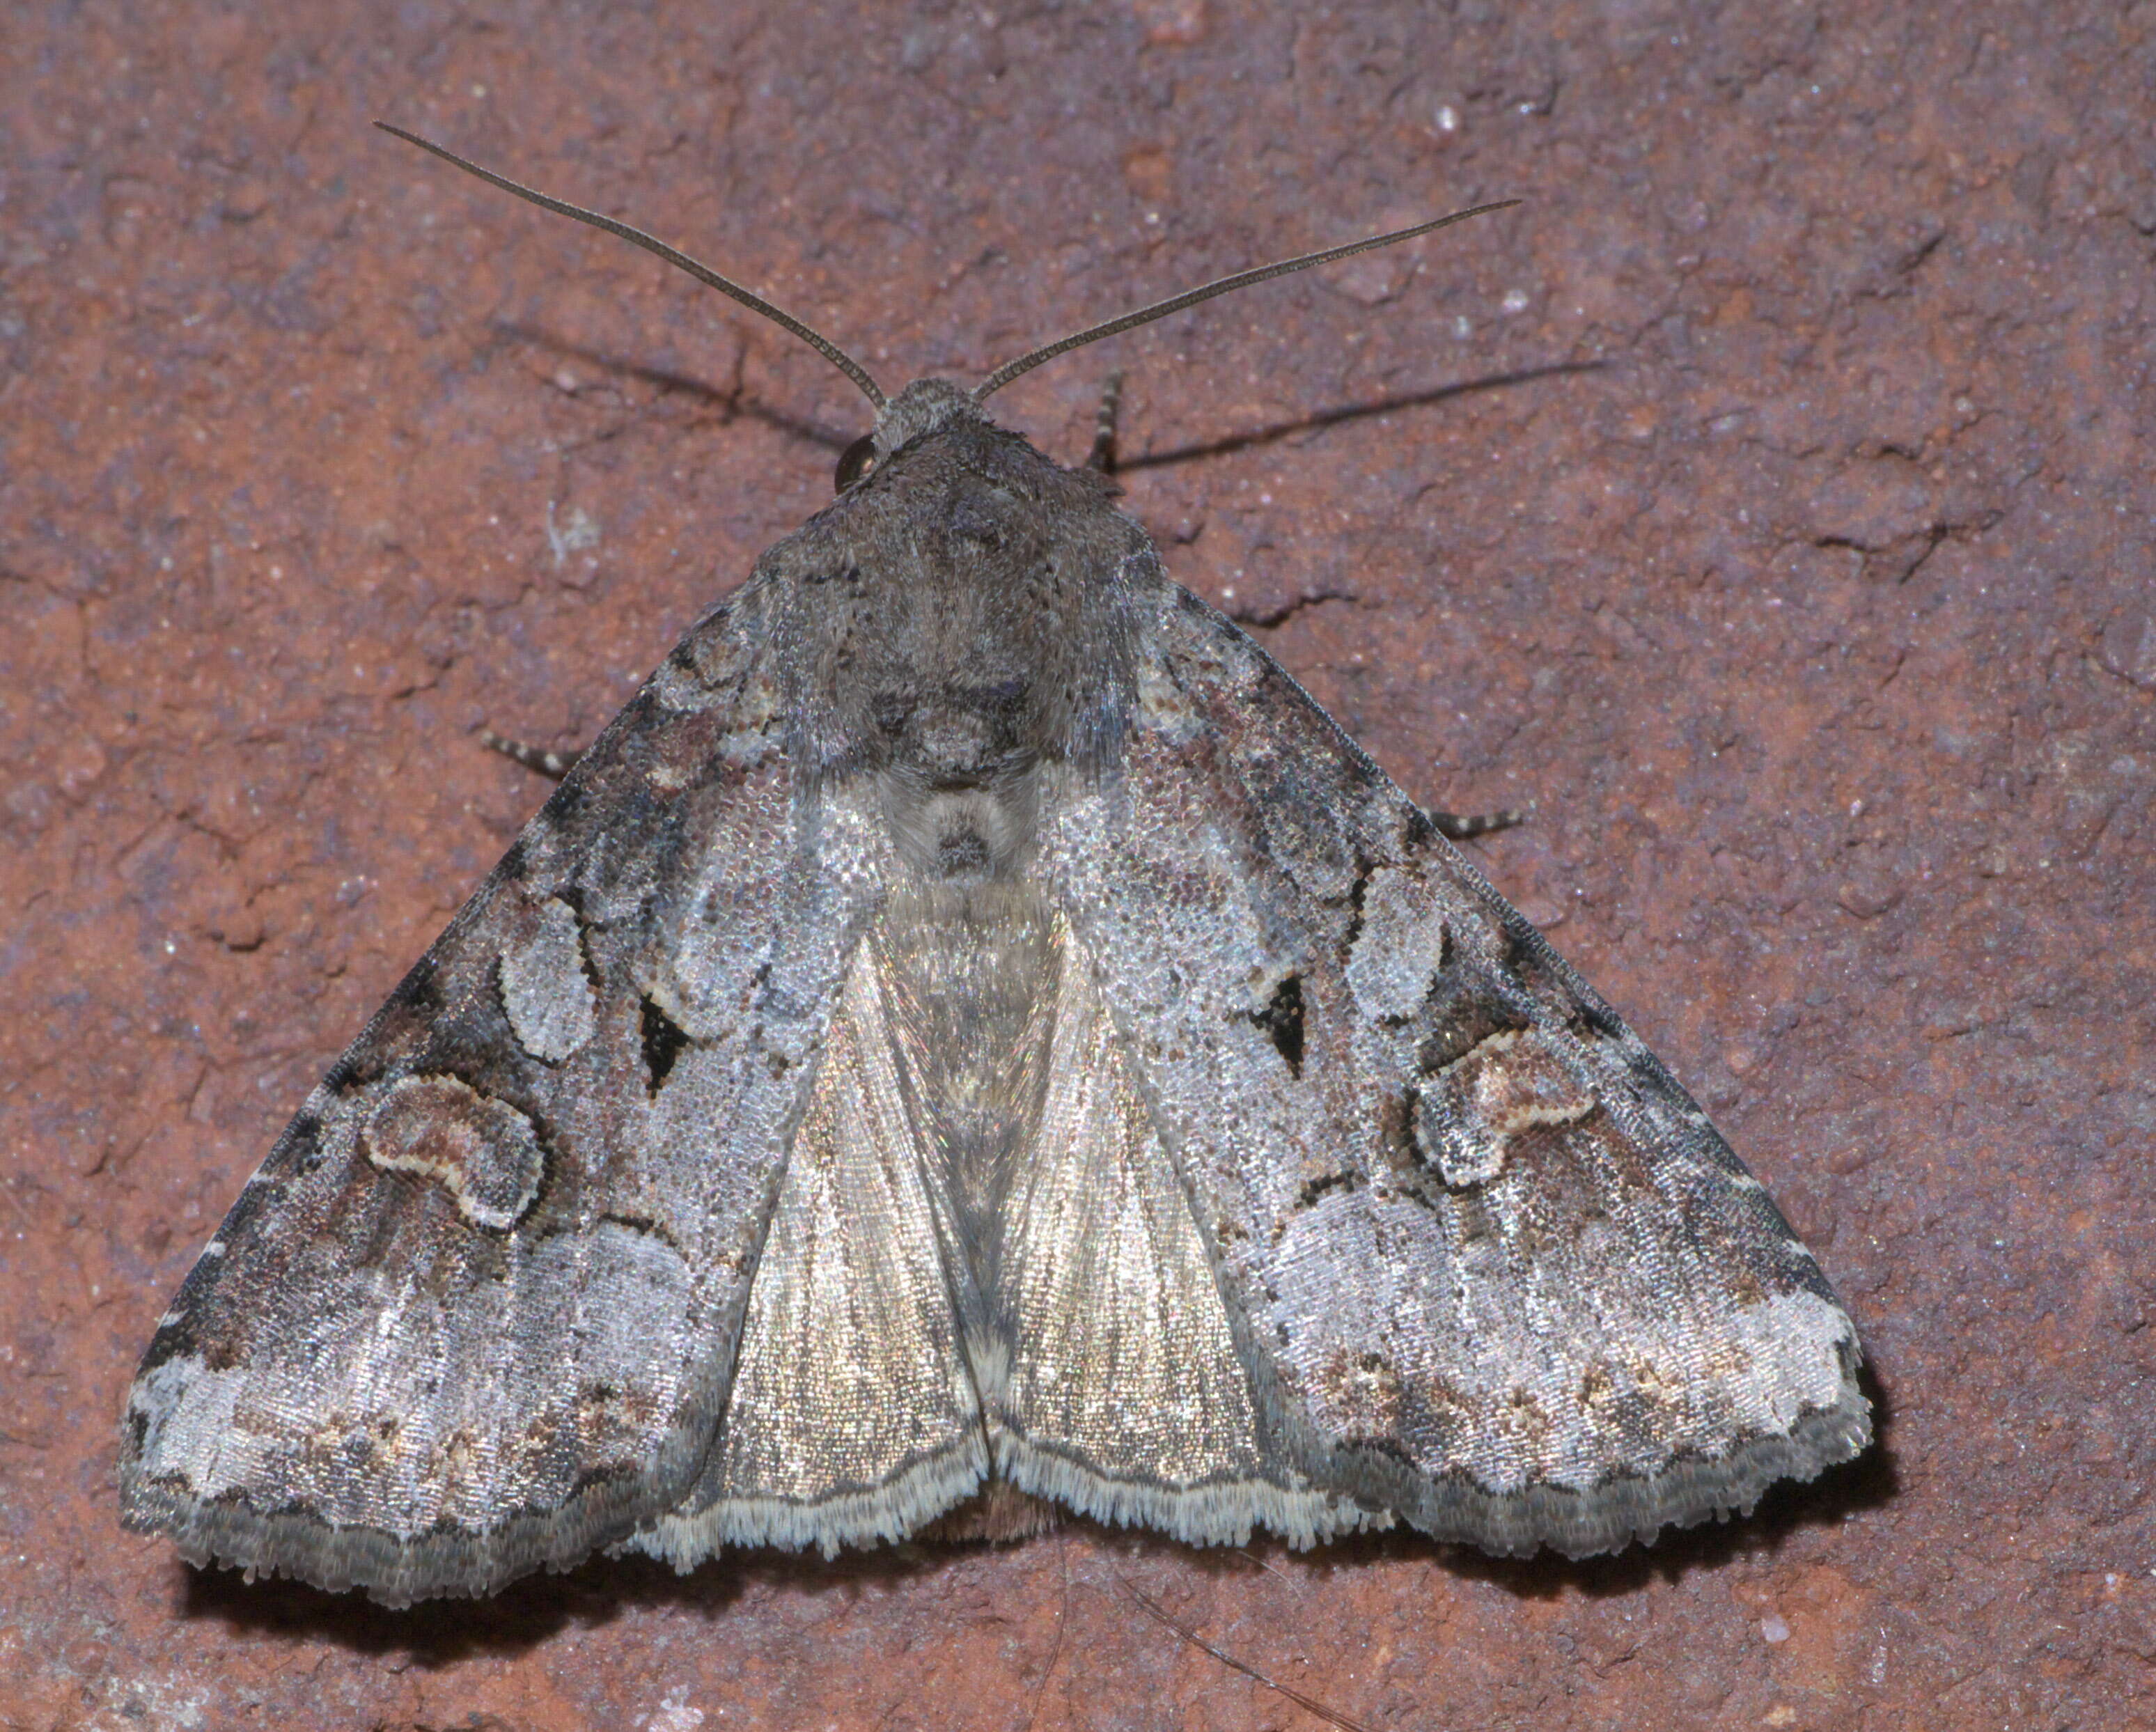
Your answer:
119;141;1868;1605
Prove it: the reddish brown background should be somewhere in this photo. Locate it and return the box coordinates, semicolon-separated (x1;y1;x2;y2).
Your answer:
3;2;2150;1728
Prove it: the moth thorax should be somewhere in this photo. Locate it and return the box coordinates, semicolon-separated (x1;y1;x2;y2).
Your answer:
909;699;1005;778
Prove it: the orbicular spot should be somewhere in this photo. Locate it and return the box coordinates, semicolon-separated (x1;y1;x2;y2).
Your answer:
640;994;692;1094
1343;864;1451;1023
497;896;597;1063
1247;973;1306;1077
1412;1024;1598;1189
361;1075;545;1231
1254;774;1356;903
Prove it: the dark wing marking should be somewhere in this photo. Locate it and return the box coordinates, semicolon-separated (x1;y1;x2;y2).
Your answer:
1043;565;1868;1559
120;579;890;1603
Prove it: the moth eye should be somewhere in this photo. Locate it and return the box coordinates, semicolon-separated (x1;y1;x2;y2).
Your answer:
835;434;878;493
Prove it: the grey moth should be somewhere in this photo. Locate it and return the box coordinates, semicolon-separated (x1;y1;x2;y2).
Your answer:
119;131;1870;1605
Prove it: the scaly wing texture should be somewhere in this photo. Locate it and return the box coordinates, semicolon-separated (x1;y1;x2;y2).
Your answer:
119;579;891;1603
1043;570;1869;1558
629;921;987;1564
985;906;1357;1546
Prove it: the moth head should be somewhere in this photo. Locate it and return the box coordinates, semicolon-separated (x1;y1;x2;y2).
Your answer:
836;379;992;492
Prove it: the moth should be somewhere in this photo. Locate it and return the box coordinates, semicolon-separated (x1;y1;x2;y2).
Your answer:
120;130;1870;1607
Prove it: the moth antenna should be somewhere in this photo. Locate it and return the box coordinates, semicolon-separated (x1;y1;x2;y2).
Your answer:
375;123;888;411
974;200;1520;403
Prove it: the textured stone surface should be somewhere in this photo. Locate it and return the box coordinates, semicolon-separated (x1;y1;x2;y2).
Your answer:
3;1;2150;1726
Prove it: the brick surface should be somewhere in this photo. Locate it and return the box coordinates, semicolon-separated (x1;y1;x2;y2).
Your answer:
3;3;2150;1728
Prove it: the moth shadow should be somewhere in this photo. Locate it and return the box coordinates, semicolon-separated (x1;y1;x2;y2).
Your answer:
489;320;1600;477
490;320;859;453
1112;359;1608;473
172;1528;1004;1661
173;1549;646;1661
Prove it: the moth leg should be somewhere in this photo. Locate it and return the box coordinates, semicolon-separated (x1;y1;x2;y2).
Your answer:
1084;369;1125;472
1429;804;1525;841
478;726;583;781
